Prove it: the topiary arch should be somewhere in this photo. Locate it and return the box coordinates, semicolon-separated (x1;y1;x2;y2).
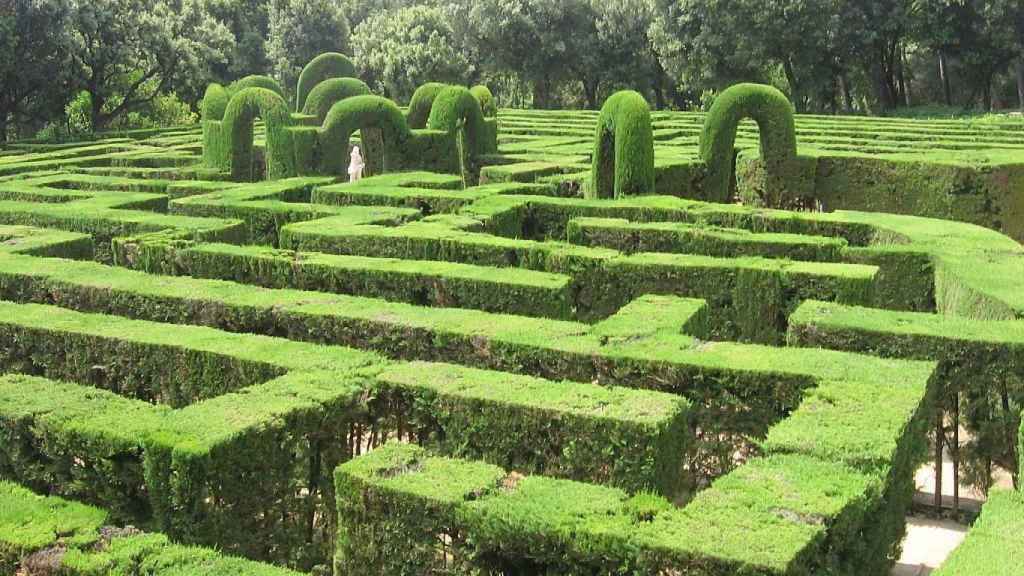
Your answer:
301;78;372;124
588;90;655;200
318;95;413;177
296;52;357;112
222;87;295;181
406;83;449;129
228;75;286;101
427;86;492;159
699;83;797;203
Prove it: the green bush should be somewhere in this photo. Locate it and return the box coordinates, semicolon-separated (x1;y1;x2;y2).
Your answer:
588;90;655;199
295;52;358;112
699;83;797;204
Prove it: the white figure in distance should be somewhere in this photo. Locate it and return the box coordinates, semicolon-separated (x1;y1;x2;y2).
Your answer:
348;145;365;182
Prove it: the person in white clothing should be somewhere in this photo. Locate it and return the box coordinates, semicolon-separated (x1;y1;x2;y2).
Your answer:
348;145;365;182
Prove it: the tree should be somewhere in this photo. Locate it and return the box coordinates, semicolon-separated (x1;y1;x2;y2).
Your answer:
0;0;77;141
465;0;598;109
69;0;234;130
266;0;351;98
208;0;273;79
351;4;472;101
337;0;412;31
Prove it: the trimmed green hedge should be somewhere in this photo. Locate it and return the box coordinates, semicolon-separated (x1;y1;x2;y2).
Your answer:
319;95;414;177
932;489;1024;576
0;302;379;569
301;77;372;123
699;83;798;204
0;480;302;575
588;90;655;199
228;75;286;100
373;361;690;496
221;87;296;180
295;52;357;112
406;82;449;129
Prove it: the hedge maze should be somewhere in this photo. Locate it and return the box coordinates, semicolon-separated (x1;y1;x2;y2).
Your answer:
1;58;1024;575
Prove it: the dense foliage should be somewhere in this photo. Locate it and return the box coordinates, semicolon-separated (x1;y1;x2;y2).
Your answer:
2;0;1024;142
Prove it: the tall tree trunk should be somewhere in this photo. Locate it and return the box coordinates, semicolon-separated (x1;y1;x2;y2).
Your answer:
1017;60;1024;111
782;59;802;112
982;77;993;112
901;45;912;107
582;79;598;110
0;113;7;144
652;59;667;110
839;73;853;113
939;50;952;106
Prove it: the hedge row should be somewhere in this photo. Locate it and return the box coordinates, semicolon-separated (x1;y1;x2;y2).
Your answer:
0;479;302;575
0;248;934;485
0;299;699;565
931;489;1024;576
336;343;932;576
373;361;690;496
114;238;576;319
280;213;881;334
0;301;378;569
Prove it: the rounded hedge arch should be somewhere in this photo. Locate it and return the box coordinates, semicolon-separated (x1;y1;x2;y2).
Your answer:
427;86;490;160
406;83;449;129
319;95;413;176
296;52;357;112
699;83;797;203
588;90;655;200
301;78;372;123
222;87;295;181
470;85;497;118
228;75;286;101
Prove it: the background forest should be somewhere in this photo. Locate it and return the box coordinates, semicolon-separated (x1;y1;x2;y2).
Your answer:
2;0;1024;141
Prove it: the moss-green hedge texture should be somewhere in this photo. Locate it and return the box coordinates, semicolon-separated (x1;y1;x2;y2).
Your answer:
932;489;1024;576
0;479;303;575
295;52;357;112
301;77;371;123
589;90;655;199
700;83;798;203
221;87;296;180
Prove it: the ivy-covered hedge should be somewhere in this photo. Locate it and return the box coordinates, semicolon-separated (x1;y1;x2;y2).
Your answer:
588;90;655;199
295;52;357;112
699;83;798;204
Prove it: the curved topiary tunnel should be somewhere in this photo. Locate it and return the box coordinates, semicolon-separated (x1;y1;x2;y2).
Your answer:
228;75;287;101
319;95;413;177
222;87;295;181
406;82;450;129
588;90;655;200
301;78;372;124
699;83;797;204
295;52;357;112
